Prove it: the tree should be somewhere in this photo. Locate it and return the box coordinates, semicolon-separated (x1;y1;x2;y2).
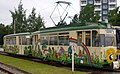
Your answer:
5;25;13;34
10;1;27;33
117;11;120;25
79;4;100;23
0;23;6;34
9;1;45;33
108;7;120;26
36;14;45;29
0;23;7;45
71;14;79;23
27;8;45;32
27;8;36;32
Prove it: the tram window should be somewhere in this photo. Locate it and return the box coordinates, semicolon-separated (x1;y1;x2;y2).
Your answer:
59;36;69;46
6;39;8;44
64;36;69;45
54;36;58;45
59;36;64;45
105;37;113;46
5;39;7;44
105;35;115;46
8;39;10;44
22;36;26;45
99;34;114;47
8;37;16;45
85;31;91;46
100;34;105;47
50;37;54;45
49;36;58;45
19;36;31;45
92;31;99;47
45;37;48;45
77;32;82;46
8;38;10;44
12;37;16;45
59;32;69;35
6;38;8;44
26;38;30;45
40;37;44;45
10;38;12;44
19;37;21;45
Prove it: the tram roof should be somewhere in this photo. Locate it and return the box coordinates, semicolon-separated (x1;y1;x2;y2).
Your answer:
34;23;107;34
4;32;32;37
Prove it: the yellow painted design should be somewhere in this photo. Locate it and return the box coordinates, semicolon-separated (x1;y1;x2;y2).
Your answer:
106;48;116;63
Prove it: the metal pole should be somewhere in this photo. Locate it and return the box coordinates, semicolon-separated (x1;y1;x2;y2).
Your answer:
14;18;16;34
79;0;81;13
21;36;22;54
72;43;74;74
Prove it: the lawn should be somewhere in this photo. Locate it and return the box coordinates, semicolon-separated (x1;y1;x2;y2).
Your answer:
0;54;87;74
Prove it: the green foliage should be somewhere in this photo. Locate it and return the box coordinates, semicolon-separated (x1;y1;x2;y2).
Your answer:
48;47;52;53
5;25;13;34
4;46;19;53
24;46;29;55
13;46;19;53
79;4;100;23
117;11;120;25
108;7;120;26
71;14;79;23
9;1;45;33
0;23;7;34
0;23;7;45
10;1;27;33
28;46;32;55
27;8;45;32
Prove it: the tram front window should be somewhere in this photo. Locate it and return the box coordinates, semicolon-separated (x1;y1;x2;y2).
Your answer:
100;34;115;47
105;37;114;46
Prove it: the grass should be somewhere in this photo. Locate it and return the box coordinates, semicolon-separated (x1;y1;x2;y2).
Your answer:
0;54;88;74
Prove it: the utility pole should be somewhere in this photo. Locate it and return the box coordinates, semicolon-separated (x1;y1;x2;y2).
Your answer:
79;0;81;13
14;18;16;34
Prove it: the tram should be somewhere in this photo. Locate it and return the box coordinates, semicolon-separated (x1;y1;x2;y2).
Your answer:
3;32;32;54
3;23;120;70
31;22;120;70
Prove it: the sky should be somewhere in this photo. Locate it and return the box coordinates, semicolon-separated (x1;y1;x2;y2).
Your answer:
0;0;120;27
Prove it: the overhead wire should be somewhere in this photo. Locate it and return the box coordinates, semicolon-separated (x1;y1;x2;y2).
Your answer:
37;1;79;27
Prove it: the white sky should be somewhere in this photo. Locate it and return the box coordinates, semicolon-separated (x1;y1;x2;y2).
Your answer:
0;0;120;27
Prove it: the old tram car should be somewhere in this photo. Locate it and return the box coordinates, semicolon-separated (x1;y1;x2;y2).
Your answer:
32;23;119;70
3;23;120;70
3;32;32;55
